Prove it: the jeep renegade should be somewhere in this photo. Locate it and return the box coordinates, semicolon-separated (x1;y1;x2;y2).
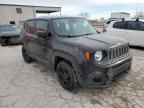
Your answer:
20;17;132;91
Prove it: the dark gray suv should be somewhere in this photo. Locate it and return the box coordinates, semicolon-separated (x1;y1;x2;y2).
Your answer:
20;16;132;91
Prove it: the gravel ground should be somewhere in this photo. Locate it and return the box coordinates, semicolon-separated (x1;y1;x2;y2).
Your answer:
0;45;144;108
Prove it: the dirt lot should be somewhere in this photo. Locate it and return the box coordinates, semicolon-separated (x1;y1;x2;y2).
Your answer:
0;45;144;108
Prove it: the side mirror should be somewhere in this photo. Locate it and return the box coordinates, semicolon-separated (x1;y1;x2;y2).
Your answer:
97;30;101;34
36;31;47;39
95;29;100;34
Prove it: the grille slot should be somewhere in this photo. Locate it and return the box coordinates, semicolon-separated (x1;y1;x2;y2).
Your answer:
107;44;129;61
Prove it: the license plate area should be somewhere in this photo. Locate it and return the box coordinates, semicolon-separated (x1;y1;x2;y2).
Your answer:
107;61;130;80
10;37;19;42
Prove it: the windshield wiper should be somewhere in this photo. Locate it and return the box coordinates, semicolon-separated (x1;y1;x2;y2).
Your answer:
83;33;95;35
58;33;95;38
58;35;79;38
76;33;95;37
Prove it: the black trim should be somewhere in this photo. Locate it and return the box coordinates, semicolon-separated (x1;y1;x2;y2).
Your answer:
0;4;61;8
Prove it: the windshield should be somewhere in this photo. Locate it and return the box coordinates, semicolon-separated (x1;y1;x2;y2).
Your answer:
53;18;97;37
0;25;21;33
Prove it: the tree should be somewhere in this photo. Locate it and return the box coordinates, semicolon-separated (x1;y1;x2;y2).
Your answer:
79;12;90;19
135;10;144;18
95;19;99;23
100;17;105;23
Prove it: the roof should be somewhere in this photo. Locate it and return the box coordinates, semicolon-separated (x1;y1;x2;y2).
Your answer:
111;12;130;15
0;24;17;27
109;18;144;24
0;3;61;8
27;16;85;20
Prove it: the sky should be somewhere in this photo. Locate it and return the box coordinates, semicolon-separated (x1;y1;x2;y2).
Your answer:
0;0;144;19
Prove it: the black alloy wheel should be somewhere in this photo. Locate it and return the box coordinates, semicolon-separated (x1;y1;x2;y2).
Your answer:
56;61;77;91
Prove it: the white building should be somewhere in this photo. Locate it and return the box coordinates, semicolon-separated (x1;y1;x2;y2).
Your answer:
111;12;130;19
0;4;61;26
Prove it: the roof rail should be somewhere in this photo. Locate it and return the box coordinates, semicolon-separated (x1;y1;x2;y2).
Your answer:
122;18;125;22
132;17;144;19
136;18;139;21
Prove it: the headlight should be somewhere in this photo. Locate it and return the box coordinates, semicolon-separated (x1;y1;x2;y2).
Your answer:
95;51;103;61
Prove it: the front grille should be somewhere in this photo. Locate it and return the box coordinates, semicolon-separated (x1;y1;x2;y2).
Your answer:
107;44;129;61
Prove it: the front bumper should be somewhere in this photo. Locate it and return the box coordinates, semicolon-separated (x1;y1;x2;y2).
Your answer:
77;56;132;88
1;36;21;44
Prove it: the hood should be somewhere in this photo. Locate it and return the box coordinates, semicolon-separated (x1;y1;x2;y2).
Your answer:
0;31;20;37
59;34;128;51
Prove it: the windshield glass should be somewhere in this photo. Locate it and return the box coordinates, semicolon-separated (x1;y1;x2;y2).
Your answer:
53;18;97;37
0;25;21;33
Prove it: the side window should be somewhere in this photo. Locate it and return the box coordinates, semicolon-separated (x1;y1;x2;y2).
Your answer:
26;20;35;35
36;20;48;33
113;22;119;28
127;21;142;31
139;22;144;31
106;21;111;24
113;21;126;29
127;21;137;30
16;8;22;14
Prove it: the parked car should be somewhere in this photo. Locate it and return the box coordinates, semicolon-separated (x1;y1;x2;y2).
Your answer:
20;17;132;91
104;18;144;47
103;18;118;32
0;24;21;46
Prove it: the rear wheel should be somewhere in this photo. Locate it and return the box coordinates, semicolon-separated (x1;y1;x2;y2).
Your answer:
22;46;33;63
56;61;77;91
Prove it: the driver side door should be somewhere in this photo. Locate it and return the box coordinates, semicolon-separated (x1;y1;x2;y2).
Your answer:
35;19;49;60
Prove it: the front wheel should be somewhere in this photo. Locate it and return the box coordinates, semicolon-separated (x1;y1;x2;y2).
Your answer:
22;46;33;63
56;61;77;91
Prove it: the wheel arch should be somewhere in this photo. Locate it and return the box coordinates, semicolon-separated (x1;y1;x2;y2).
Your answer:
53;56;73;72
52;51;81;83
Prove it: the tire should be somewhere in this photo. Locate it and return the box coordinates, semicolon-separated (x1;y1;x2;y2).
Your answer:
56;61;77;91
22;46;33;63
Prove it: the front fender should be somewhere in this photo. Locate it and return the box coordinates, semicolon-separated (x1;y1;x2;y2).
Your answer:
52;50;79;70
52;50;82;83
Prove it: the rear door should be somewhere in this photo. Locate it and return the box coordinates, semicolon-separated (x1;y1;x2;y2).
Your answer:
125;21;144;46
24;19;46;59
24;20;37;55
